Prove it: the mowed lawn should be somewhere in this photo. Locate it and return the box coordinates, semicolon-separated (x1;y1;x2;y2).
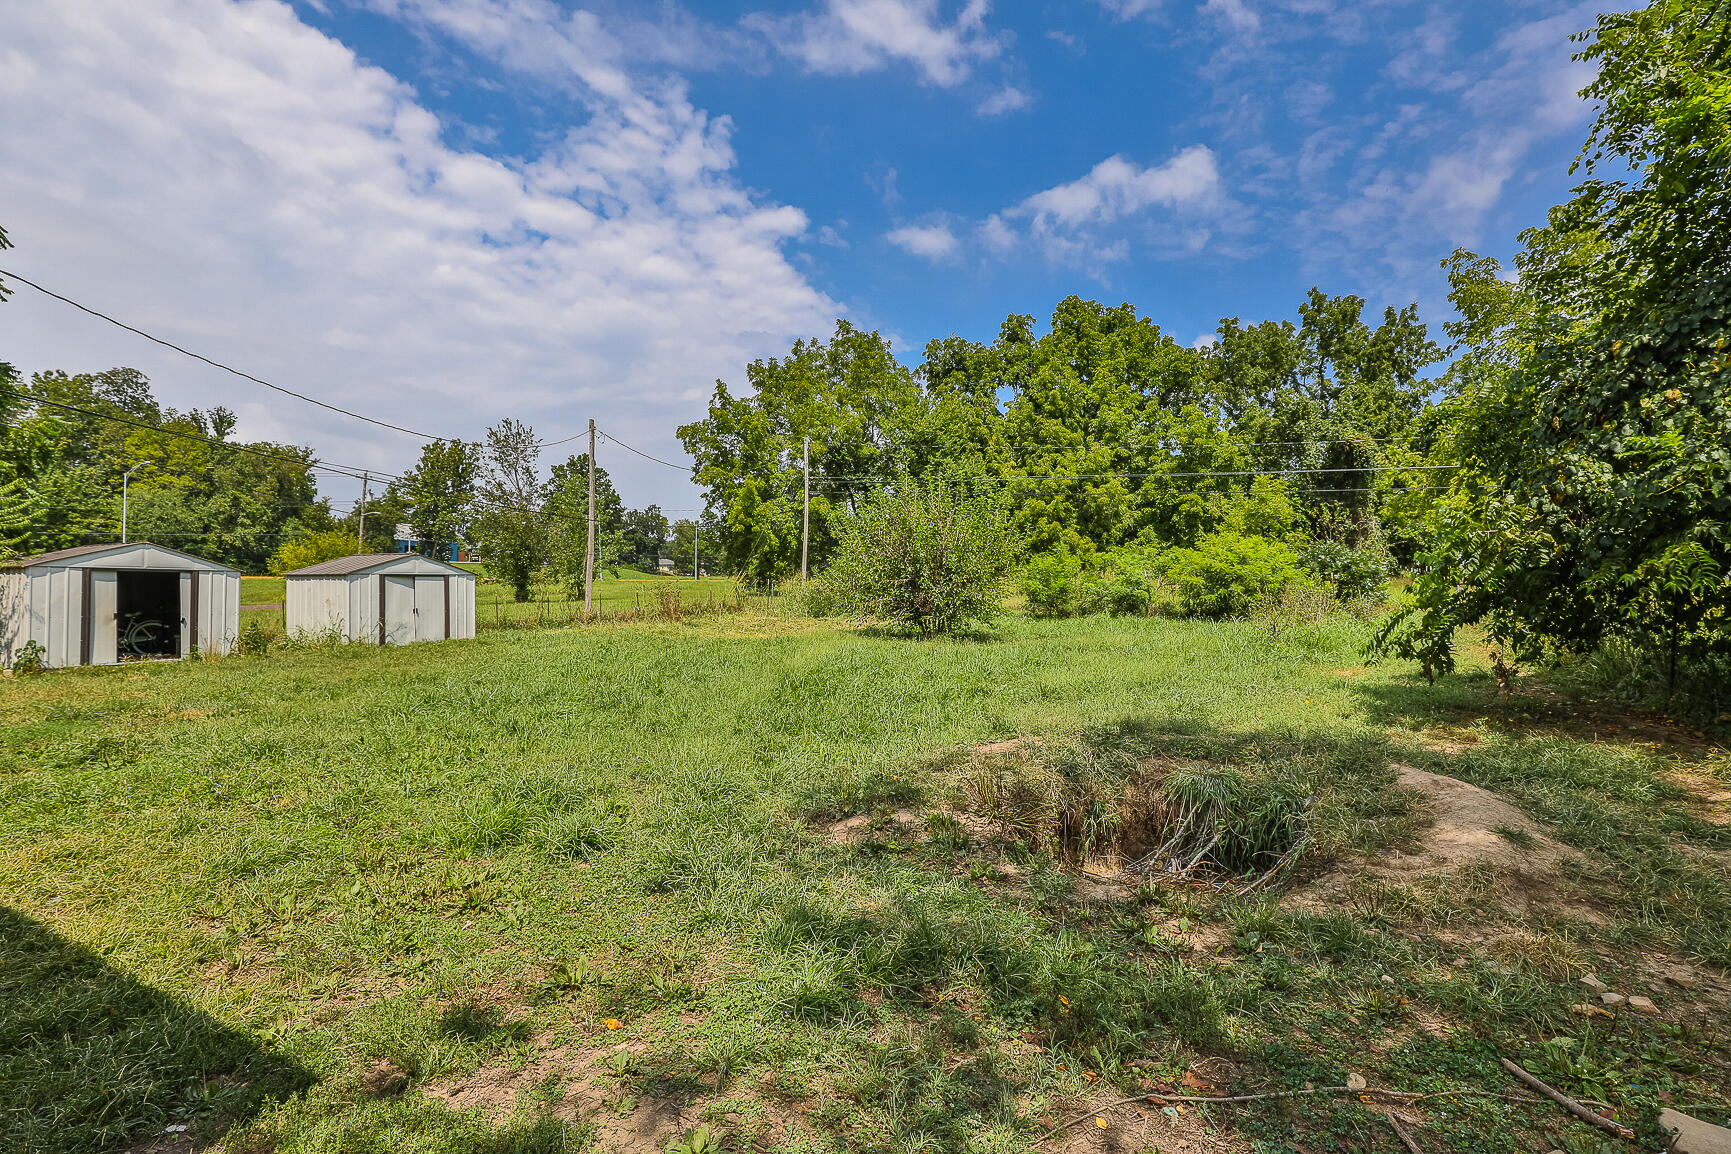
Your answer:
3;613;1729;1154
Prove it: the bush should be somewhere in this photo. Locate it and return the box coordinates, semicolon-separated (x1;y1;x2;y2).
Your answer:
1166;532;1299;618
1299;540;1388;602
10;639;46;675
1020;550;1081;617
267;529;359;577
824;475;1013;637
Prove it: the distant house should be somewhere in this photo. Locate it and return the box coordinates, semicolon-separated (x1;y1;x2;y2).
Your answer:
392;523;476;564
657;557;676;574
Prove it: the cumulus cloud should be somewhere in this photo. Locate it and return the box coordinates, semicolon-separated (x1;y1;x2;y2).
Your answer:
885;223;960;259
0;0;837;501
1010;146;1221;230
977;85;1031;115
746;0;1002;87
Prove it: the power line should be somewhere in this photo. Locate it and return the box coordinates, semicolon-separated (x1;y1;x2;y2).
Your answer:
0;383;389;484
0;266;447;441
813;464;1462;483
597;430;689;471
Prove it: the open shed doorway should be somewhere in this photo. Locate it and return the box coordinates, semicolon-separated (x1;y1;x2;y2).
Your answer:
115;570;181;659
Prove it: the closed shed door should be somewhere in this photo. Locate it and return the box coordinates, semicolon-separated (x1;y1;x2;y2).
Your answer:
413;576;446;642
383;575;416;645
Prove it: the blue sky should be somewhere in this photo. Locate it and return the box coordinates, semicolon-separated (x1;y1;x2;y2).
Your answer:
0;0;1601;511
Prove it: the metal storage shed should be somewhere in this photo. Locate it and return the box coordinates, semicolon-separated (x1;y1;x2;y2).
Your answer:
285;553;476;645
1;542;240;669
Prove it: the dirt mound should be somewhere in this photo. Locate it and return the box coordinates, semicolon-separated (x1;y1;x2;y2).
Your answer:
1298;765;1600;921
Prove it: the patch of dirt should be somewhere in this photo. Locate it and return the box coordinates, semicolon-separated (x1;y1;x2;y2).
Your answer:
1297;764;1603;921
423;1043;784;1152
824;808;924;845
1044;1091;1254;1154
1665;766;1731;825
359;1058;409;1097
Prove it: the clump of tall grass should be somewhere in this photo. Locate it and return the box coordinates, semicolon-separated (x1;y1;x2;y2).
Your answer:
957;737;1310;892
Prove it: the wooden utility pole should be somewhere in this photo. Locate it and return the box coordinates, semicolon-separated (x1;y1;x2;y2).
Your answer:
357;472;370;549
801;435;810;582
584;420;596;615
692;520;699;581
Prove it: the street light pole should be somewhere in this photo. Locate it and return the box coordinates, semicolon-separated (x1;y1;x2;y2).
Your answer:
121;461;153;543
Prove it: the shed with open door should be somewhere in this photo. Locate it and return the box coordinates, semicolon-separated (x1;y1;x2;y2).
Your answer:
284;553;476;645
0;542;241;670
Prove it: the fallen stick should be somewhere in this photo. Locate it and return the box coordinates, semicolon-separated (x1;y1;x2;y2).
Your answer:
1498;1057;1634;1140
1386;1114;1425;1154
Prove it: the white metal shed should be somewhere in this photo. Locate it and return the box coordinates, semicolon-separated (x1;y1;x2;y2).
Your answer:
0;542;241;669
285;553;476;645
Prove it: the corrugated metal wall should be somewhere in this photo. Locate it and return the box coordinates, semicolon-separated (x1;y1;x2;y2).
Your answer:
198;572;240;656
0;571;26;668
286;575;352;640
29;568;84;669
450;574;477;639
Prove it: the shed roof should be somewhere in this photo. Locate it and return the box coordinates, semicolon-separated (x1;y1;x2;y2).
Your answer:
2;541;240;572
286;552;471;577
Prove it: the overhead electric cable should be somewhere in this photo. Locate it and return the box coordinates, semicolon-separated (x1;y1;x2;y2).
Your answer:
597;430;689;471
0;384;392;484
0;266;447;440
814;464;1462;483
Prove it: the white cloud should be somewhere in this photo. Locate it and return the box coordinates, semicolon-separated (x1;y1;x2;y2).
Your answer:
1203;0;1260;35
885;223;960;259
979;214;1017;255
1092;0;1162;18
976;85;1031;115
745;0;1002;87
1011;146;1221;230
816;224;849;247
0;0;837;504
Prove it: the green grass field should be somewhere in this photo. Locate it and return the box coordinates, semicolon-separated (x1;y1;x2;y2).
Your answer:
3;611;1728;1154
240;571;751;634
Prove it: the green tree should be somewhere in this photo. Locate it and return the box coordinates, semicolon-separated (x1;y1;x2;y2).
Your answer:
825;474;1014;637
680;321;922;585
391;439;480;560
470;420;545;602
1375;0;1731;699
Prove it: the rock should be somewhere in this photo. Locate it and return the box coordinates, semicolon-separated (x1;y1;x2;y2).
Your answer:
1600;992;1626;1007
1628;995;1659;1016
1345;1073;1367;1091
1659;1108;1731;1154
1581;974;1609;996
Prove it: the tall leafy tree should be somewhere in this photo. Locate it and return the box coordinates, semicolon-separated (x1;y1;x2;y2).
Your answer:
391;439;481;560
544;454;626;586
1376;0;1731;697
679;321;922;584
471;420;545;602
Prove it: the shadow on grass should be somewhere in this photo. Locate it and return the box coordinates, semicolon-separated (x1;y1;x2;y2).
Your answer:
0;907;312;1154
1348;668;1723;752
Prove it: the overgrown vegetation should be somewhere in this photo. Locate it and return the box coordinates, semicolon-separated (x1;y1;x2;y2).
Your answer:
4;611;1727;1152
823;474;1014;637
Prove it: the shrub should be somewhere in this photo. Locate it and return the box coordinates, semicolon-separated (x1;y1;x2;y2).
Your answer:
10;639;47;675
1165;532;1299;618
1299;540;1388;602
267;529;358;576
1020;550;1081;617
824;475;1013;637
237;619;272;657
1079;568;1150;617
